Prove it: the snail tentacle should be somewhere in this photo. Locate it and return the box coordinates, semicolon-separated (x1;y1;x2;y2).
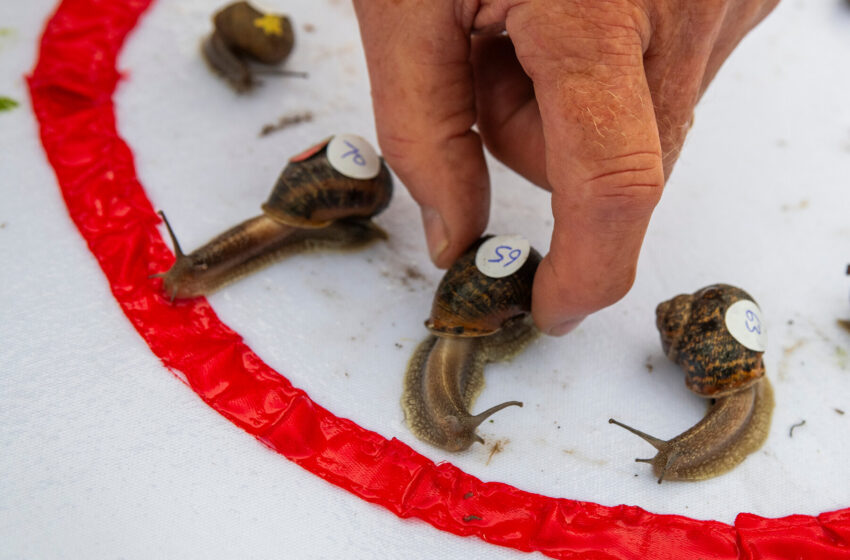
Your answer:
610;378;773;483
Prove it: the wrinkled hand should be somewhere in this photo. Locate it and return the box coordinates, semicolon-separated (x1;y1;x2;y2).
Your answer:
353;0;778;335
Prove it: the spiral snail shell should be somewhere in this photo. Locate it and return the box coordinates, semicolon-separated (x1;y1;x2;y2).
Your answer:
402;236;541;452
153;135;393;301
202;1;304;92
610;284;774;483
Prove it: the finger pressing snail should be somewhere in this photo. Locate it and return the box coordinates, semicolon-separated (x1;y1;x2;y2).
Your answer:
610;284;774;483
152;134;393;301
202;1;306;92
403;236;541;452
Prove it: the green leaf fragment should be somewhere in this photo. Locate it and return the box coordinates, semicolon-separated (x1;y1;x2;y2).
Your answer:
0;97;19;111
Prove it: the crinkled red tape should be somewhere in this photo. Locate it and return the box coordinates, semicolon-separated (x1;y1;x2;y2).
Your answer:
27;0;850;558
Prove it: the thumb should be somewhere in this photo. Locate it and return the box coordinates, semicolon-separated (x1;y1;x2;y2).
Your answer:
507;5;664;334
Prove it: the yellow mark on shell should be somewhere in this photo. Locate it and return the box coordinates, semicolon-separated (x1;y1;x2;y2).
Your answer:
253;14;283;36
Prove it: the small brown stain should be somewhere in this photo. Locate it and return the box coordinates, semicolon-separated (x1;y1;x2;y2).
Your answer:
463;515;481;522
781;199;809;212
259;111;314;137
463;492;474;500
486;439;507;465
778;339;807;380
645;356;654;373
835;408;845;415
302;23;315;32
838;319;850;335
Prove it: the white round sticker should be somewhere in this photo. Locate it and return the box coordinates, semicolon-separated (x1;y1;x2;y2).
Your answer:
724;299;768;352
326;134;381;180
475;235;531;279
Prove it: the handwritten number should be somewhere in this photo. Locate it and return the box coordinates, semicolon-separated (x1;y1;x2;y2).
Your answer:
341;140;367;166
744;310;762;334
487;245;523;267
507;248;521;267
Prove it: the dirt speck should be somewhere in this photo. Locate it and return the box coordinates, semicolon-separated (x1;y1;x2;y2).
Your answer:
789;419;806;438
645;356;654;373
259;111;314;137
320;287;340;299
394;342;403;349
486;439;507;465
838;319;850;335
463;515;481;522
463;492;474;499
303;23;315;32
835;408;845;415
781;199;809;212
778;339;807;380
836;346;848;370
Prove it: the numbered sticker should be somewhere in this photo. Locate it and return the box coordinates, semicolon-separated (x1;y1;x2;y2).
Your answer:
326;134;381;180
724;299;768;352
475;235;531;279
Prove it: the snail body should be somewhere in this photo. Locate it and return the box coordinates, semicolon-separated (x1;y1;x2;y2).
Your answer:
154;136;393;301
610;284;774;482
202;1;303;92
402;236;541;452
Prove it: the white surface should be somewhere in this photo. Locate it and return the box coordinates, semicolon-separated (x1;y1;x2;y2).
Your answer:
1;0;850;558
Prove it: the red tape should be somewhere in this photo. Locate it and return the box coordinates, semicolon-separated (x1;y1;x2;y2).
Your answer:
26;0;850;558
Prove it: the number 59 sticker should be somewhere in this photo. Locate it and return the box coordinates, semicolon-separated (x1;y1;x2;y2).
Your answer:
475;235;531;279
724;299;768;352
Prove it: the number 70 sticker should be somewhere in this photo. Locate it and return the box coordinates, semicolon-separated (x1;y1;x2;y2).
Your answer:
475;235;531;278
326;134;381;180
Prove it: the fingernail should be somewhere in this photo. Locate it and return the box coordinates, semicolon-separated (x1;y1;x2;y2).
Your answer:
546;318;583;337
421;206;449;263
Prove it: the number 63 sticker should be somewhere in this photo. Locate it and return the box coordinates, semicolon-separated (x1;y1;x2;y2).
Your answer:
725;299;768;352
475;235;531;279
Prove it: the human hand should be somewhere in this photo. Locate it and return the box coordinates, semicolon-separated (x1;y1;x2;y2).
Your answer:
353;0;778;335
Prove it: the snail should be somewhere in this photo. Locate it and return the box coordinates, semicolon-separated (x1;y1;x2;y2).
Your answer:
609;284;774;483
402;236;542;452
202;1;305;92
152;135;393;301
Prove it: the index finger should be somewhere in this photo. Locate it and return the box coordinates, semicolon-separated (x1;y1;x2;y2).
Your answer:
505;3;665;334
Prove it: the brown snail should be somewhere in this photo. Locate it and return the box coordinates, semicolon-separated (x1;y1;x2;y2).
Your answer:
202;1;305;92
609;284;774;483
153;135;393;301
402;236;541;452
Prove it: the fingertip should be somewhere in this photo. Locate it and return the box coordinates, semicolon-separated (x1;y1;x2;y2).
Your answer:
545;317;584;337
421;206;449;264
531;248;637;336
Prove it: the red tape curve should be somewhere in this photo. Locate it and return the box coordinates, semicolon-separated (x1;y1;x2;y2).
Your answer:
26;0;850;558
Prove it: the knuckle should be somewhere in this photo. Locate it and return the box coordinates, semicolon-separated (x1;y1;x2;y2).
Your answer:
577;152;665;224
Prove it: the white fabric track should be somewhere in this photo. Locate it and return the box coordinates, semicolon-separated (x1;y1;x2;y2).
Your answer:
2;1;849;558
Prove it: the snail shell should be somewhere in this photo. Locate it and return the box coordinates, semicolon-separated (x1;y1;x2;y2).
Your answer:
212;1;294;65
202;1;301;92
402;237;542;452
262;138;393;229
610;284;774;482
153;136;393;301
